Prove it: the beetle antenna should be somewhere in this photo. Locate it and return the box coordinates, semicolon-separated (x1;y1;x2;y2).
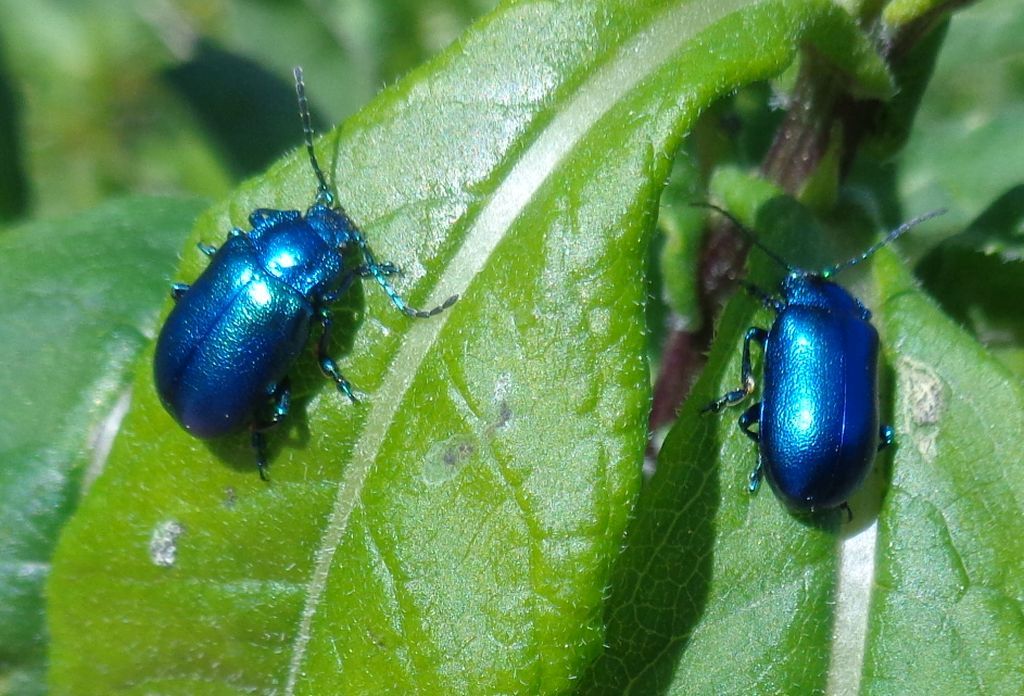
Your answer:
820;208;946;278
293;66;333;206
692;202;797;273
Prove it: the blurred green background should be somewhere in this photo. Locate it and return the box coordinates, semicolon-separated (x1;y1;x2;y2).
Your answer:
0;0;498;222
0;0;1020;230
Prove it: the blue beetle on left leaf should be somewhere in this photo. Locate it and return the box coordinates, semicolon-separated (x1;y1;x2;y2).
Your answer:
154;67;457;480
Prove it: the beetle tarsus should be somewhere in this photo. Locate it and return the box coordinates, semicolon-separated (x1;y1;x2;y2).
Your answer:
839;501;854;523
401;293;460;319
878;424;894;451
252;431;270;481
748;463;763;494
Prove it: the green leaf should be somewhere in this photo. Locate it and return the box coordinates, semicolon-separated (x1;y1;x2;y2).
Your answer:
864;250;1024;693
47;0;886;692
0;0;496;220
0;197;203;695
858;16;948;164
162;42;326;180
583;197;1024;692
204;0;496;122
585;296;843;694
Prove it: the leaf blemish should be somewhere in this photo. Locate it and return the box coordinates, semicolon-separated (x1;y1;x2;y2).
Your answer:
148;520;185;568
496;400;512;429
423;435;478;486
443;441;476;467
366;628;387;649
897;356;946;461
493;372;514;429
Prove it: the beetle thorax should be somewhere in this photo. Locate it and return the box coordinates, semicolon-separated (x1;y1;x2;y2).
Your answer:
254;222;344;297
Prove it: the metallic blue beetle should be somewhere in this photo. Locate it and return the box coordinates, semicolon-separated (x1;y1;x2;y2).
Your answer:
154;68;456;479
701;205;943;512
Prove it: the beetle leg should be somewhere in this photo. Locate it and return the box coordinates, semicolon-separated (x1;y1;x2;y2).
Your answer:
196;242;217;257
702;327;768;413
838;502;854;522
261;379;292;427
170;283;190;300
739;403;763;494
316;307;359;403
738;402;760;442
878;424;894;451
351;231;458;319
250;380;292;481
251;432;270;481
319;272;357;306
748;458;763;494
252;432;268;481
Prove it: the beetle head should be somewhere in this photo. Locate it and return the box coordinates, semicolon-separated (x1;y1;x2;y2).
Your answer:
305;203;357;249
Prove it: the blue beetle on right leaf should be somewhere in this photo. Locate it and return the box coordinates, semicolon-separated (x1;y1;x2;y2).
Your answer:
700;204;944;513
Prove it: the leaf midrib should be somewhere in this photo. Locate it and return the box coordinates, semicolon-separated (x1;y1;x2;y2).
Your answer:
283;0;760;689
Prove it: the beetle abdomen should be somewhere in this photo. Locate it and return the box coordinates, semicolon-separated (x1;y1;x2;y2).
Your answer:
154;241;313;438
760;306;880;509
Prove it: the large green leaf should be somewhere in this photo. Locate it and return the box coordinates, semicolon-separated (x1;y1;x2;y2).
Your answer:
0;197;203;695
47;0;892;692
0;0;496;219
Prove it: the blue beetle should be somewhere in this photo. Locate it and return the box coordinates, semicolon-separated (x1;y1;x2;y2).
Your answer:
701;205;943;512
154;67;456;479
